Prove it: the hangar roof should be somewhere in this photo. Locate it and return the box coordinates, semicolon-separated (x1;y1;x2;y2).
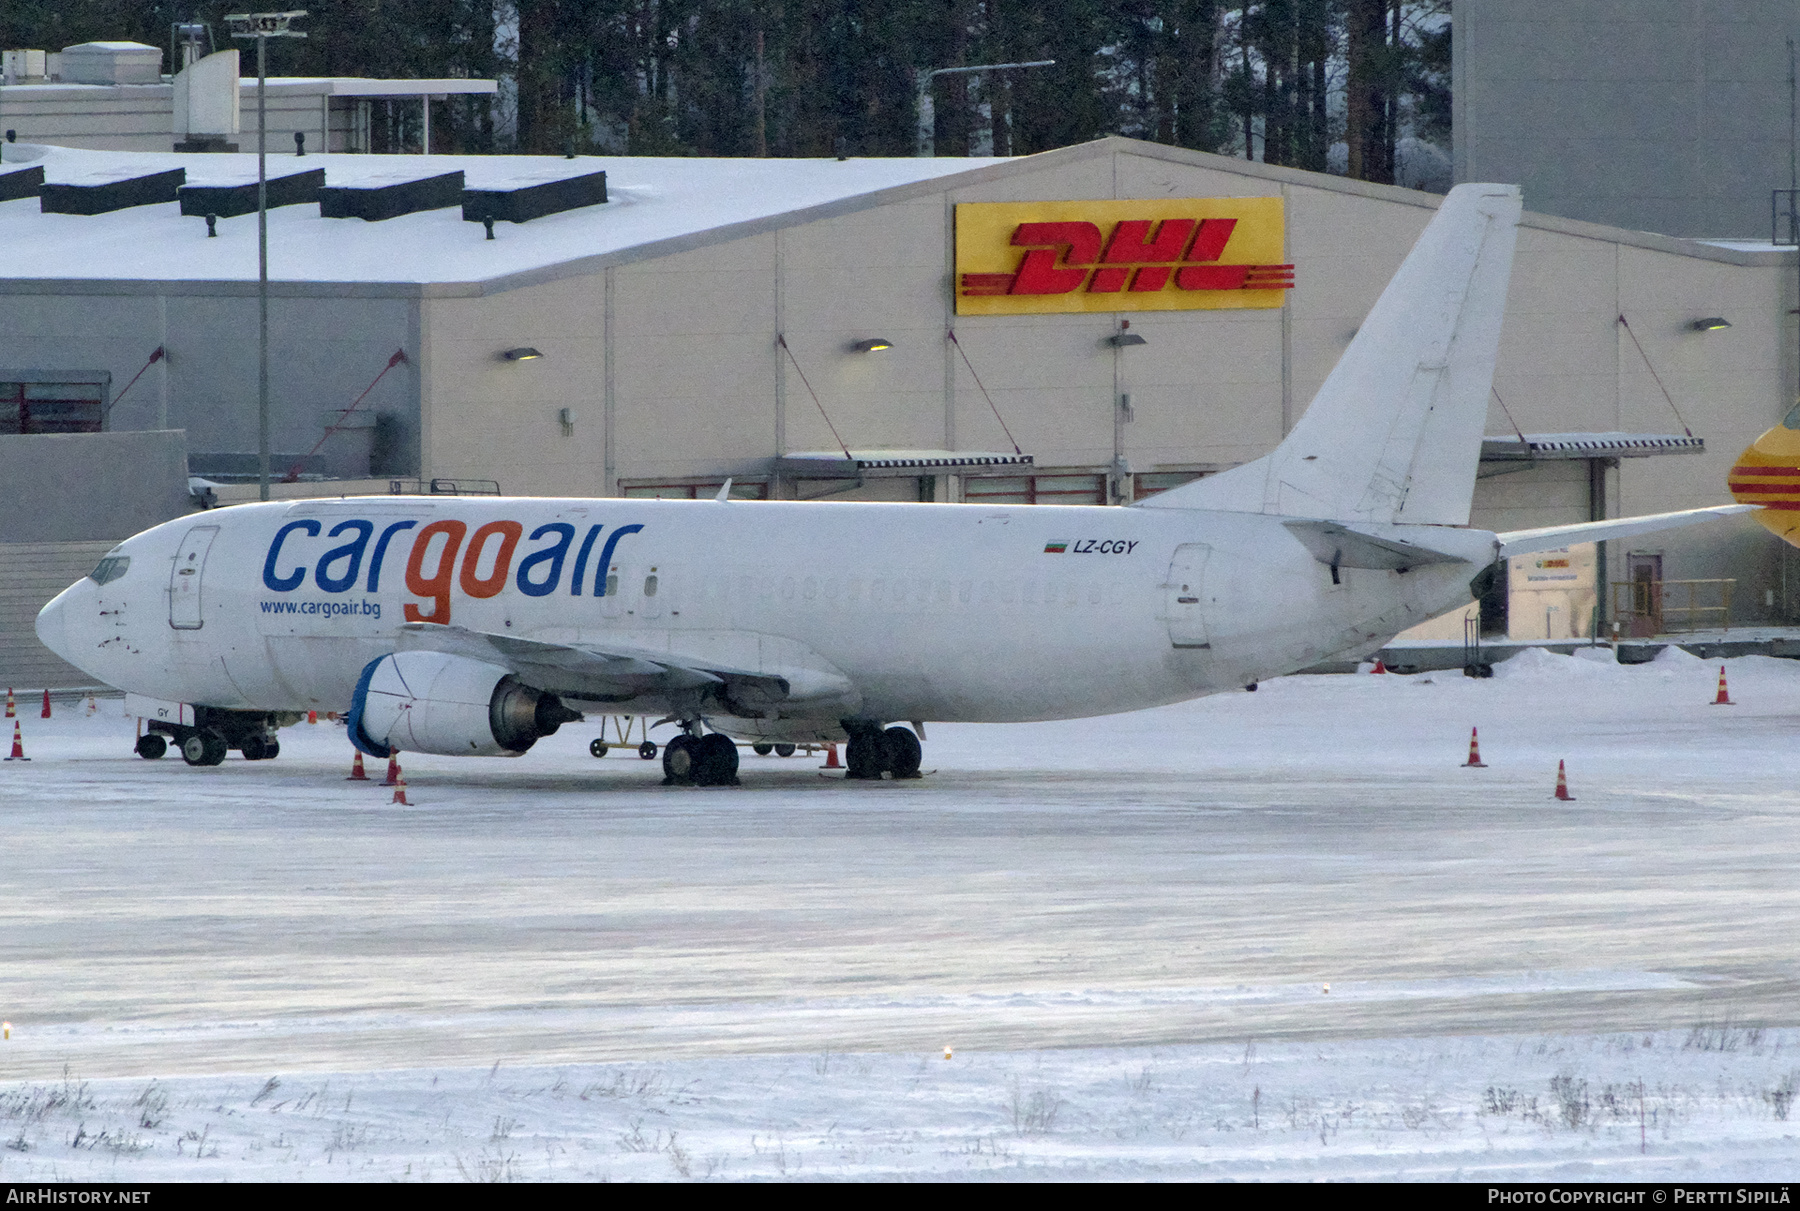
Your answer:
0;137;1788;298
0;143;1001;290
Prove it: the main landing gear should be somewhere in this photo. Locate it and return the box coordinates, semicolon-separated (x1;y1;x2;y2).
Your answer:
844;724;923;780
138;707;282;766
661;727;739;787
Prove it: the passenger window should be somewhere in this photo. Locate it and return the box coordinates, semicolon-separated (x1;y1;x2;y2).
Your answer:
643;574;659;598
606;573;619;596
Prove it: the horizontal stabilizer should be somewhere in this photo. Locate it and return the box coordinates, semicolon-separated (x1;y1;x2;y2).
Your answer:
1283;520;1470;571
1496;505;1755;559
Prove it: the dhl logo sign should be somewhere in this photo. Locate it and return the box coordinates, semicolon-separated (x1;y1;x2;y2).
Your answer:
954;197;1291;316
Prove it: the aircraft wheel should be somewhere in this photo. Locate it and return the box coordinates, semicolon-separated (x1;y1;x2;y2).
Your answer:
242;734;269;761
589;739;609;758
844;731;884;780
752;742;773;756
183;730;228;767
774;743;796;758
262;739;280;760
693;733;740;786
135;733;167;760
881;726;923;779
638;740;658;760
662;734;696;784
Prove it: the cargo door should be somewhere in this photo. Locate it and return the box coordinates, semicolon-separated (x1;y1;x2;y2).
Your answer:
168;525;220;630
1164;543;1211;649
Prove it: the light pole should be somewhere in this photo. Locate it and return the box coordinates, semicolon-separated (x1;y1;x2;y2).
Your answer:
915;60;1054;157
225;10;307;502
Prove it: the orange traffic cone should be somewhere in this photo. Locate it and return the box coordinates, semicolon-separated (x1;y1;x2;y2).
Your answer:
347;751;369;781
40;689;51;719
1554;760;1575;801
307;710;318;725
821;742;841;769
1463;727;1487;768
390;773;410;806
382;753;402;786
1711;666;1734;706
1370;658;1388;674
4;688;13;718
4;720;27;761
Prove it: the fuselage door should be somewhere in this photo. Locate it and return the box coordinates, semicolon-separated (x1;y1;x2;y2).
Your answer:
168;525;220;630
1165;543;1212;649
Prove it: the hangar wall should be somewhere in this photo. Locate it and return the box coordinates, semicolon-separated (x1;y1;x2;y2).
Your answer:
411;141;1793;621
0;285;422;478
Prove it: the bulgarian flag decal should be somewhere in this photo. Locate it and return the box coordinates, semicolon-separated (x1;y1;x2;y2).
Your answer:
1044;540;1069;554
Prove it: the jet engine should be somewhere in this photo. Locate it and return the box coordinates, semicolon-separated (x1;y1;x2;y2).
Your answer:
348;651;582;758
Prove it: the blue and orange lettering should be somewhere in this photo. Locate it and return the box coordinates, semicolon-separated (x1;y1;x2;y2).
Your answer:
516;523;575;597
262;519;321;592
593;524;644;596
404;520;466;623
568;525;602;596
314;519;374;593
459;521;523;599
366;519;418;592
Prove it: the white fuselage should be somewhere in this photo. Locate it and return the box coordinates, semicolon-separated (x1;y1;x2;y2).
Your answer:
37;496;1496;737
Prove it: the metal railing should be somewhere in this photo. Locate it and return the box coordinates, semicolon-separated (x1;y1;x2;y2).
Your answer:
1609;578;1735;635
388;477;502;496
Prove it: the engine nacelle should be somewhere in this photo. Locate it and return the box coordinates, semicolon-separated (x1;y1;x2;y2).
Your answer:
348;651;582;758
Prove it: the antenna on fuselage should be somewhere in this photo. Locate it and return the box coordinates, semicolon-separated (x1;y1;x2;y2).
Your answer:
714;478;734;502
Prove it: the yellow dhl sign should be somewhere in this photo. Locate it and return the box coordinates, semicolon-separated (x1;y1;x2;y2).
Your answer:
953;197;1291;316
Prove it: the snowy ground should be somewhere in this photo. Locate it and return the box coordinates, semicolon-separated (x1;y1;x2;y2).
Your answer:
2;645;1798;1180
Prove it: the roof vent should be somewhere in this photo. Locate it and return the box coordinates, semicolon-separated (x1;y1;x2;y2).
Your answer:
41;167;185;215
59;41;163;86
319;171;465;221
462;169;607;225
0;165;43;203
180;168;323;218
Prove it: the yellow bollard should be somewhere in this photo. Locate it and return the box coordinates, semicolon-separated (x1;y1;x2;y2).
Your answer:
943;1047;953;1060
3;1021;10;1040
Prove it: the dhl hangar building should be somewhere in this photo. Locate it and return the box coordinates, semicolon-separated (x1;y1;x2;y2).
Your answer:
2;133;1797;671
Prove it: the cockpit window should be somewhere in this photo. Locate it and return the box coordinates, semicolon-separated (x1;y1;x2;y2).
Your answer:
89;556;130;585
1784;401;1800;430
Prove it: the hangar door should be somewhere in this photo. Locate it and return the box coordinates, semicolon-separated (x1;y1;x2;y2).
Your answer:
1165;543;1212;649
168;525;219;630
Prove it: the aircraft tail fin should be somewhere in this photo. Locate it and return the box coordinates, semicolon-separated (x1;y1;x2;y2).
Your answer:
1140;183;1522;524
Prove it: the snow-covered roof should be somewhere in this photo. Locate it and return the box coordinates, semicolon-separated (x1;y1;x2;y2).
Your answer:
0;143;1002;288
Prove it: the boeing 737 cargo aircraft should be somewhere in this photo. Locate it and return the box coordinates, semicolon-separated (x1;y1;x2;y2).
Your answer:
36;184;1751;785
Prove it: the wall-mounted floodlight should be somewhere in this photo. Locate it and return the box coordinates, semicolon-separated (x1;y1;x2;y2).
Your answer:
1691;317;1731;331
501;347;542;361
1107;332;1147;347
851;338;893;353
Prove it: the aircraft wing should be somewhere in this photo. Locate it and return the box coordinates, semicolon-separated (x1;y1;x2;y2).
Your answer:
392;622;860;715
1496;504;1755;559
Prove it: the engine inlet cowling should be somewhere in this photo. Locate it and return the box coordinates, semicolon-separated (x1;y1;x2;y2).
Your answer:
350;651;583;757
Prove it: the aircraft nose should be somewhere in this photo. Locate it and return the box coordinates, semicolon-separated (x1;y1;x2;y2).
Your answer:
35;582;81;666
